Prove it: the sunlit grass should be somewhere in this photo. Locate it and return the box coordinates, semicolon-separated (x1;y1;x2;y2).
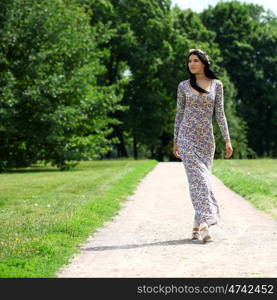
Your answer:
1;157;276;277
0;159;158;277
213;158;277;219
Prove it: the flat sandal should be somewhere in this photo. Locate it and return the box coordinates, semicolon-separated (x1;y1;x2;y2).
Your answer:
191;227;201;240
200;226;213;243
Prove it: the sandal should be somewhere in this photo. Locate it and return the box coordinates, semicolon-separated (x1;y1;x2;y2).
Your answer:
192;227;201;240
200;225;213;243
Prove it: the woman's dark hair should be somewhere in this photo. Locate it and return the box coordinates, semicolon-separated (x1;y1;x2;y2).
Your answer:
187;50;218;94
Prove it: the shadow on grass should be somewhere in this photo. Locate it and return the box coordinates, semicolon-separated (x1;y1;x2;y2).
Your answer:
1;162;91;174
1;159;141;174
1;166;82;174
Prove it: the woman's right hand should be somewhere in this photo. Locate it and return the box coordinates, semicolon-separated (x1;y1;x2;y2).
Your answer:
173;141;182;159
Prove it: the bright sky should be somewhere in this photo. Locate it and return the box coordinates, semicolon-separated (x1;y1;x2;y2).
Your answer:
170;0;277;15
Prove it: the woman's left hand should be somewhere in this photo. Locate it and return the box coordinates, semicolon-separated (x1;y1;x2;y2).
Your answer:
225;140;233;159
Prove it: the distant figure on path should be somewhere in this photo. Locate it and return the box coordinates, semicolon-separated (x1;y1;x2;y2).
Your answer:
173;48;233;243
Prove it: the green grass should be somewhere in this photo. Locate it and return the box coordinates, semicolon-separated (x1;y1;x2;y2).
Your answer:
0;159;158;278
213;158;277;220
1;157;276;277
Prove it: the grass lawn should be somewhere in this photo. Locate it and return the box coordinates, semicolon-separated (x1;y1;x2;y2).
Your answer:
0;159;158;278
1;157;276;277
213;158;277;220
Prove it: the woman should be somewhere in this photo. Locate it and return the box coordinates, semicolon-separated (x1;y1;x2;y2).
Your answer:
173;49;233;243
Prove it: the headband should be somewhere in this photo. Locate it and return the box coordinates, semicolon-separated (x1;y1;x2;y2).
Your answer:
189;48;210;64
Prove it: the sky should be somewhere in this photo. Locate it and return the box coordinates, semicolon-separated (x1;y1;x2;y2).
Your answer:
170;0;277;15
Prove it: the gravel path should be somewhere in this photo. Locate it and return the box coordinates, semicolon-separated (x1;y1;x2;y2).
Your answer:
57;162;277;278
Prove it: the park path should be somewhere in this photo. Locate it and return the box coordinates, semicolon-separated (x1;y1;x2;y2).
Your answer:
58;162;277;277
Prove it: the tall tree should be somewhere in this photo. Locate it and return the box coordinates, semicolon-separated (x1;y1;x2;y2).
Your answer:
83;0;250;160
201;0;277;156
0;0;125;170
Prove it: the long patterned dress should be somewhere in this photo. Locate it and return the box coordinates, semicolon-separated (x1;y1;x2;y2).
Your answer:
173;79;230;227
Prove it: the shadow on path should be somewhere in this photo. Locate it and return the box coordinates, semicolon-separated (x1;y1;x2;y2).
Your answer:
82;238;206;251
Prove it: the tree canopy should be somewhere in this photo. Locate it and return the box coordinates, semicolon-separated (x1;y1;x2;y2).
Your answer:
0;0;276;170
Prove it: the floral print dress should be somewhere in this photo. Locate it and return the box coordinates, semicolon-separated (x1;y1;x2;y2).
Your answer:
173;79;230;227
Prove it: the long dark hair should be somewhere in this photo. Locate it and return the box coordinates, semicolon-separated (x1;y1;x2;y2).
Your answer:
187;50;218;94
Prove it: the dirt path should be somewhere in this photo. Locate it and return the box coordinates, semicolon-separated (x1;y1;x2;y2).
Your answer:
57;162;277;277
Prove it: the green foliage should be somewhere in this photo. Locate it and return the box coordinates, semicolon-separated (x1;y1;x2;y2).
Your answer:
0;0;126;171
211;70;253;159
86;0;251;160
201;0;277;157
0;0;276;166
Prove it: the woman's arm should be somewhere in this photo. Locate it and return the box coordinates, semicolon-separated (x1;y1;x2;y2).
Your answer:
173;82;186;143
214;80;230;142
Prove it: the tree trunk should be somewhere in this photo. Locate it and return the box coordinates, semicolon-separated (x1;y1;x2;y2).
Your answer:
133;134;138;159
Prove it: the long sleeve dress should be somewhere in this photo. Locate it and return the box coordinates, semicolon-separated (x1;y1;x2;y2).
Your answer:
173;79;230;227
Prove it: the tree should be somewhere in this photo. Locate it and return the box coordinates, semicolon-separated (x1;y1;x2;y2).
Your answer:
201;0;277;157
0;0;125;171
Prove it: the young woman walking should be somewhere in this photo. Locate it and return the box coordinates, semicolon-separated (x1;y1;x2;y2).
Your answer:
173;49;233;243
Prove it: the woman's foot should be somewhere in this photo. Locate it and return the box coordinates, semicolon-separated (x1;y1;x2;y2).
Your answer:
191;219;201;240
200;223;213;243
191;227;201;240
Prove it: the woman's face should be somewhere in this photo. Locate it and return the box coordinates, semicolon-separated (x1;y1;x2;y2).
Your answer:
188;54;205;74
